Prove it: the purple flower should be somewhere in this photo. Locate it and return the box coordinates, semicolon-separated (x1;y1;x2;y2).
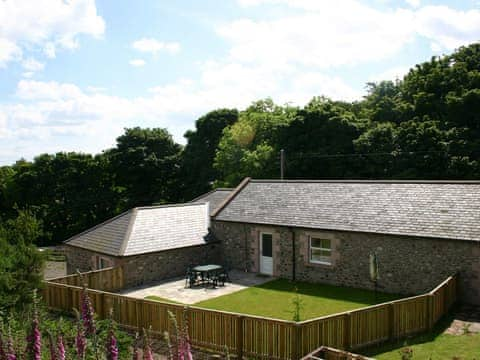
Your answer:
75;321;87;360
56;335;65;360
132;334;140;360
81;288;96;336
106;330;118;360
142;330;153;360
177;332;193;360
25;317;41;360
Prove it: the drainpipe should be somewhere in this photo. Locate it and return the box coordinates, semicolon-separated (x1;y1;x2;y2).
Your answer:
290;227;296;282
243;223;249;273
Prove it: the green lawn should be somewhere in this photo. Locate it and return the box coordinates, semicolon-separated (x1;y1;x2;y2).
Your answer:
194;279;400;321
363;316;480;359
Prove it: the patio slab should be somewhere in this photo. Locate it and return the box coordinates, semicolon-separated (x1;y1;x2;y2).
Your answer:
119;270;273;304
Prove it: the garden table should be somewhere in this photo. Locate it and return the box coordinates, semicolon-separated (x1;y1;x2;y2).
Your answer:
192;264;223;287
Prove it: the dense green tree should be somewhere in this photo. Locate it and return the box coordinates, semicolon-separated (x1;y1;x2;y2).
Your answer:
214;99;295;187
106;127;182;208
0;208;44;312
6;153;119;245
278;97;363;179
181;109;238;200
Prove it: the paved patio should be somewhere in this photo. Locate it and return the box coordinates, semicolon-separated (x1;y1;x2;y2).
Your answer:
119;270;273;304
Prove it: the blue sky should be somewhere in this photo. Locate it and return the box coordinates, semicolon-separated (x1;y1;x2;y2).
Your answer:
0;0;479;165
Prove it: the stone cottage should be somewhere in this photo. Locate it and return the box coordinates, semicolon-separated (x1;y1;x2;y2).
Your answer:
210;178;480;305
63;202;224;287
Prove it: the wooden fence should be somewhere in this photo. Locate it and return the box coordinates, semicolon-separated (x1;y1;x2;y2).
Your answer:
47;267;124;292
43;269;457;359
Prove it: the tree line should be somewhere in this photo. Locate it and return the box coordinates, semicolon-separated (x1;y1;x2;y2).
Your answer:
1;43;479;246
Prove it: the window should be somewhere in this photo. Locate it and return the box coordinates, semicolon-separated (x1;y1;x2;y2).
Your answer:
309;237;332;265
95;256;111;270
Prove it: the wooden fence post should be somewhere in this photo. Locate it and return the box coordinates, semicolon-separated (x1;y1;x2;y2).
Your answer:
426;293;434;330
388;302;395;341
344;312;351;350
236;315;244;359
291;323;301;360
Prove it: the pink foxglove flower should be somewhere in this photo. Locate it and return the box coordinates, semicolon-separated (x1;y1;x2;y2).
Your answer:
142;329;153;360
56;335;65;360
81;288;96;336
132;333;140;360
106;330;118;360
75;321;87;360
25;316;41;360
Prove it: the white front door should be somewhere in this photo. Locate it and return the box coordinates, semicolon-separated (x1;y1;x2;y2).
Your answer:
260;232;273;275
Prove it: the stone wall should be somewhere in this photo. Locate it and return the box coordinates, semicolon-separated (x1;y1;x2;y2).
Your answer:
64;242;221;288
211;220;480;305
63;245;119;274
118;242;220;287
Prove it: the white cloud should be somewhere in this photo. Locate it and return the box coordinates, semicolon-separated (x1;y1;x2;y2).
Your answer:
415;6;480;50
227;0;480;68
22;58;45;72
129;59;146;67
132;38;180;55
0;38;21;67
0;0;105;66
406;0;420;8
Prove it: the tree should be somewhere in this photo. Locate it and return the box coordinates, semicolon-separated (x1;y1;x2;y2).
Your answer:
181;109;238;200
5;153;120;245
214;99;295;186
106;127;182;208
0;208;45;312
278;97;362;179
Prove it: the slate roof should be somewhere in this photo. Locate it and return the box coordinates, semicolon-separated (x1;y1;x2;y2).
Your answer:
64;203;211;256
214;179;480;242
190;188;233;215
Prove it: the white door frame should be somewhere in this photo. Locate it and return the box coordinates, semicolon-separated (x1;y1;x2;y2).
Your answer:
259;232;273;275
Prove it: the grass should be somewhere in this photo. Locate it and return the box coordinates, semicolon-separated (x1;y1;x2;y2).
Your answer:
144;295;181;304
194;279;400;321
362;314;480;359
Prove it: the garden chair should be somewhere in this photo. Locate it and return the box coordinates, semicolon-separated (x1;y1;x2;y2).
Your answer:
185;268;197;288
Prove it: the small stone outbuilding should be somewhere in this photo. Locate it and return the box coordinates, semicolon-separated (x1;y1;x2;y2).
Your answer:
63;202;223;287
211;179;480;305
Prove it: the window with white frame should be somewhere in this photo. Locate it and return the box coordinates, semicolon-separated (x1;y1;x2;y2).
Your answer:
309;237;332;265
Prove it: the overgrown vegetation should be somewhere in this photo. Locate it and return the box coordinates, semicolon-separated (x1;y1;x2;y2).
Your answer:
0;209;45;312
1;43;480;247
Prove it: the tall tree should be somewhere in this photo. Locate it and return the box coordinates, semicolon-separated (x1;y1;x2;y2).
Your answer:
278;97;363;179
106;127;182;208
214;99;295;187
0;208;44;311
6;153;119;245
181;109;238;200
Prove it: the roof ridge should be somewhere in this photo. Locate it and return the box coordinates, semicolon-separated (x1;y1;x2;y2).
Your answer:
119;208;138;256
135;202;208;210
63;209;134;244
211;177;251;218
249;179;480;184
189;188;234;203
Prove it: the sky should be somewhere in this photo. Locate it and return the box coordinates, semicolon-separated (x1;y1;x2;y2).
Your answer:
0;0;479;165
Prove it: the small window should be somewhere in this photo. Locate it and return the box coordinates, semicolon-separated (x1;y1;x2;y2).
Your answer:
96;256;111;270
309;237;332;265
